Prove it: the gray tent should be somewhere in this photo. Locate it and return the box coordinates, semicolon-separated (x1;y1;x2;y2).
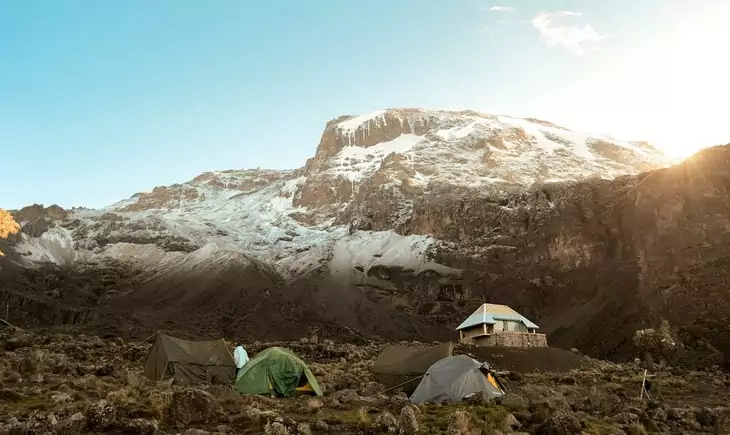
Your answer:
410;355;506;404
143;333;236;385
373;342;453;395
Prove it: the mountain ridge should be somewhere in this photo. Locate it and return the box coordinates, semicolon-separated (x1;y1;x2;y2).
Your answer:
5;109;728;368
5;108;671;282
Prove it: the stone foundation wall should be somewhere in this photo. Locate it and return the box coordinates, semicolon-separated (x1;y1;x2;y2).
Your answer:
462;327;487;339
474;332;548;348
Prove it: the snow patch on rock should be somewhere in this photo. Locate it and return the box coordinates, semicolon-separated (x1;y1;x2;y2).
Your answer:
329;231;460;277
337;110;387;133
15;226;78;265
330;134;424;182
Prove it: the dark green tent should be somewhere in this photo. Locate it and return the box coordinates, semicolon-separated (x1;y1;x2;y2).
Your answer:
143;332;236;385
235;347;323;397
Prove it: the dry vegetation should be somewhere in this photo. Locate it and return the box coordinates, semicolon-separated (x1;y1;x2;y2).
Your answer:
0;327;729;434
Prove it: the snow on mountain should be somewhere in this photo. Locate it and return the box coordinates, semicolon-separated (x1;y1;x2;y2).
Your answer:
315;109;667;189
10;108;670;280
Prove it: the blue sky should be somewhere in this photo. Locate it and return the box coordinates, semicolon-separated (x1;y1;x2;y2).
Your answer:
2;0;728;209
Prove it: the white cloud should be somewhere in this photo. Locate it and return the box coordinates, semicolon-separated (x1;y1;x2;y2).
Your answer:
531;11;606;55
489;6;514;12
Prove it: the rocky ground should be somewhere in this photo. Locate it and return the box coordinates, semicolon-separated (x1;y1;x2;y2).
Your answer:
1;327;728;435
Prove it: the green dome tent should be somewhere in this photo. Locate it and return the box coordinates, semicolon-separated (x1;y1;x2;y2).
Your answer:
235;347;323;397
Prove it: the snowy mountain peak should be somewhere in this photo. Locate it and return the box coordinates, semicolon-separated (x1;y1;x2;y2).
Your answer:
293;108;670;216
10;108;672;281
309;108;668;176
101;108;670;222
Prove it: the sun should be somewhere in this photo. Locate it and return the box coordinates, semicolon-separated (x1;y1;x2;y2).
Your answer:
653;140;706;161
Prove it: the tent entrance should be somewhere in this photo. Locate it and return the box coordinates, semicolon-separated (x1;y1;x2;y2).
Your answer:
479;368;506;393
293;374;315;395
266;372;316;396
167;362;236;385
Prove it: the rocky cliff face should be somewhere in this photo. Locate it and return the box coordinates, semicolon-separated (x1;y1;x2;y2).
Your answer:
436;146;730;363
5;108;725;367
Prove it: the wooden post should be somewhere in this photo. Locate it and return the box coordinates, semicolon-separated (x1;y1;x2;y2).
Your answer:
639;369;647;400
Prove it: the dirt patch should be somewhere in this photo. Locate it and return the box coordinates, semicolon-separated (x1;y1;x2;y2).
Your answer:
460;345;589;373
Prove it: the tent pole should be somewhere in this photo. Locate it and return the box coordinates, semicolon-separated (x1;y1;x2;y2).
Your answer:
139;331;160;381
224;339;234;358
136;330;160;348
639;369;647;400
160;362;169;382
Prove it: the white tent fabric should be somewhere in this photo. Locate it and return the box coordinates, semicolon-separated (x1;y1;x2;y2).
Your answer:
410;355;505;404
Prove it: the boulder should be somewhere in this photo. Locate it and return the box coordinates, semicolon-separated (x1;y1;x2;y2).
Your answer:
374;410;398;433
398;406;419;435
86;399;117;430
536;410;582;435
167;388;216;425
